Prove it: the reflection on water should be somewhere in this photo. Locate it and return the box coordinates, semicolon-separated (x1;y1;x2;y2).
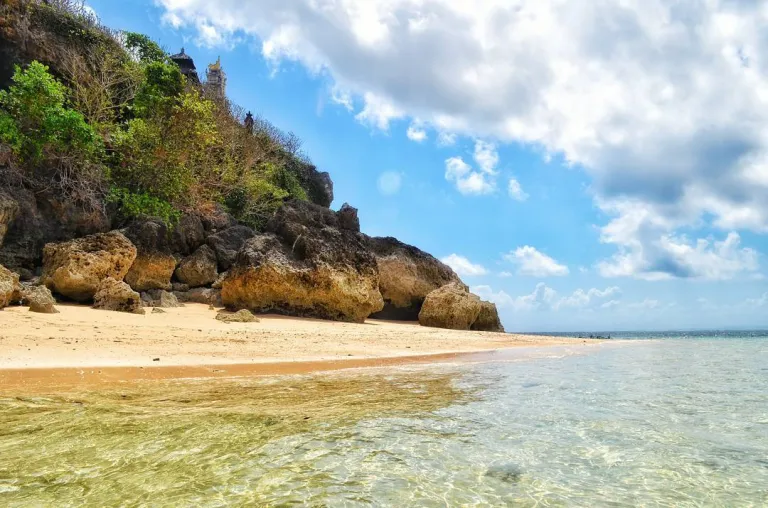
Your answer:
1;339;767;506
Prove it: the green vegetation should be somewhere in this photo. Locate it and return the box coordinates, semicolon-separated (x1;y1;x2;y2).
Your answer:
0;0;314;228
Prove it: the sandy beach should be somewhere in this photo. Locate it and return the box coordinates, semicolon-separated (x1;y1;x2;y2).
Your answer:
0;303;597;388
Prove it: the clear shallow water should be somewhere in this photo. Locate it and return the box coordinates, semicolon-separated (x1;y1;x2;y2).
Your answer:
1;339;767;506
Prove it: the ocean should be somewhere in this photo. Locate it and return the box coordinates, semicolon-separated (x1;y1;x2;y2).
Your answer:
1;334;766;506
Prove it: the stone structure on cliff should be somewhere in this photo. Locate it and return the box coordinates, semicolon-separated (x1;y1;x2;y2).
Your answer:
170;48;200;84
206;57;226;99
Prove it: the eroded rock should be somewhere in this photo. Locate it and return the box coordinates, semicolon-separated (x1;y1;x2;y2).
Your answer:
471;300;505;332
0;263;20;309
93;277;144;314
175;245;218;288
221;201;383;323
141;289;181;308
174;287;222;307
0;191;19;248
418;282;483;330
171;213;206;256
41;231;137;302
215;309;259;323
21;284;58;313
123;220;177;292
366;236;461;321
207;225;255;271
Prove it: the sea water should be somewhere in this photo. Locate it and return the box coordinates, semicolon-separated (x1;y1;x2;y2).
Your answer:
1;337;766;506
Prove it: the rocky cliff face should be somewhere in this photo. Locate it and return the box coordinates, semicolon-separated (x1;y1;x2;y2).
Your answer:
221;201;383;322
366;236;461;320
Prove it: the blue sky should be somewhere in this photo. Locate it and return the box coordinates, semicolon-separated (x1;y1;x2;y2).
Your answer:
88;0;768;332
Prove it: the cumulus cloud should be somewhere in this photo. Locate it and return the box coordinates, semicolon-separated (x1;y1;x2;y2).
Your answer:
474;283;620;311
377;171;403;195
158;0;768;274
473;140;499;174
406;123;427;142
508;178;528;201
441;254;488;276
444;157;495;195
505;246;569;277
437;132;457;147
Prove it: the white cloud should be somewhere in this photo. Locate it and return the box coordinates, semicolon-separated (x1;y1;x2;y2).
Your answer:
377;171;403;195
505;246;569;277
499;271;513;278
601;300;621;310
437;132;457;147
627;299;661;310
473;140;499;174
441;254;488;277
745;293;768;308
474;283;619;312
444;156;495;195
508;178;528;201
406;123;427;142
158;0;768;267
355;92;403;130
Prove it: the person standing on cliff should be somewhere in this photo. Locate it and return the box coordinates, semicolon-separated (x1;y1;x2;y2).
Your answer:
244;111;254;135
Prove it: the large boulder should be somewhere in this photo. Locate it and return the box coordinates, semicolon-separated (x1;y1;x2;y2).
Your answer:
20;284;59;314
140;289;181;308
93;277;144;314
366;236;462;321
471;301;505;333
197;203;237;234
0;263;20;309
418;282;483;330
175;245;218;288
41;231;137;302
221;201;383;322
207;225;255;271
171;213;206;256
0;191;19;248
123;219;177;292
215;309;259;323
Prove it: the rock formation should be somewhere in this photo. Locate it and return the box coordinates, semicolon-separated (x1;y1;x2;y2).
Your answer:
174;287;222;307
215;309;259;323
472;301;505;332
175;245;218;288
21;284;58;313
366;236;461;320
41;231;137;302
221;200;383;322
207;225;255;271
122;220;177;292
0;191;19;248
418;282;503;332
93;277;144;314
141;289;181;308
171;213;206;256
0;263;19;309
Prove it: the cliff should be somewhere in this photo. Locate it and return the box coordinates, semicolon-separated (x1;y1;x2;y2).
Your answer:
0;0;502;332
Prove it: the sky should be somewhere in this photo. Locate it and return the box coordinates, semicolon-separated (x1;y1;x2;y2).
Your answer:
87;0;768;332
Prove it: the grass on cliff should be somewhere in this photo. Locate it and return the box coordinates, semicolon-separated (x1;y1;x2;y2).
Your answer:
0;0;311;229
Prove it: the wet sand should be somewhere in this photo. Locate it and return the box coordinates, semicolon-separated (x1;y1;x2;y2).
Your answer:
1;303;598;390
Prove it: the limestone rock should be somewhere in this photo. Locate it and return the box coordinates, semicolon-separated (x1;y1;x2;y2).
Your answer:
215;309;259;323
171;282;190;292
175;245;218;288
41;231;137;302
207;225;255;271
471;301;505;332
171;213;206;256
141;289;181;308
21;284;59;313
93;277;144;314
0;191;19;248
123;220;177;292
418;282;483;330
174;287;222;307
366;236;462;321
221;200;383;323
337;203;360;231
0;263;20;309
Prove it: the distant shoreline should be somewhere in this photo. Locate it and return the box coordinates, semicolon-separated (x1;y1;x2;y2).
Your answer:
0;303;601;390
